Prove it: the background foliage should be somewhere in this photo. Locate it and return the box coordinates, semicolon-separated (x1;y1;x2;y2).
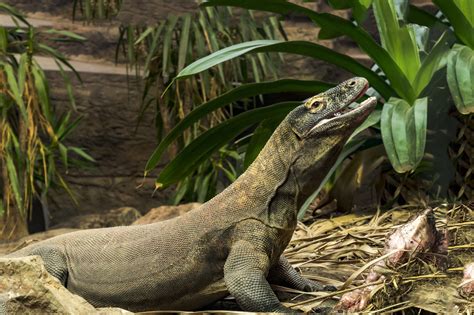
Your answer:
0;3;93;239
146;0;471;211
119;7;286;203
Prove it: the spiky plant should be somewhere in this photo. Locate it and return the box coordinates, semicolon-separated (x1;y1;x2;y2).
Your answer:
0;3;93;240
119;7;285;203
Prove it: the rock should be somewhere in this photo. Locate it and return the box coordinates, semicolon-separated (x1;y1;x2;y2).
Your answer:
133;203;201;225
52;207;142;229
0;256;131;314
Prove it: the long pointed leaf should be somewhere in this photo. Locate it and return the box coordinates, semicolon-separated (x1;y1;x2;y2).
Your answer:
175;40;394;99
433;0;474;48
156;101;299;187
201;0;412;100
145;79;333;172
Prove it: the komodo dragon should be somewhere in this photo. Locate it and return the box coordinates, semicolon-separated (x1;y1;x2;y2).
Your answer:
5;77;376;313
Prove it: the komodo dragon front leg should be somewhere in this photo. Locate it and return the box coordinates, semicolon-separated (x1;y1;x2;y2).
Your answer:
224;240;291;312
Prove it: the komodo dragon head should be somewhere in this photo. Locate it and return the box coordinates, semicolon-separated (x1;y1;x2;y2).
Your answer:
281;77;377;203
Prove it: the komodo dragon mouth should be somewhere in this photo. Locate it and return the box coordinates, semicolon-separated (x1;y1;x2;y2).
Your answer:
312;96;377;130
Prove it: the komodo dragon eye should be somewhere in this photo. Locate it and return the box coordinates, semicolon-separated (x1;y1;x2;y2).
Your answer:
306;99;326;113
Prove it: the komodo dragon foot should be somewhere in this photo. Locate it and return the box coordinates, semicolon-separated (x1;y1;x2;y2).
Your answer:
269;256;336;292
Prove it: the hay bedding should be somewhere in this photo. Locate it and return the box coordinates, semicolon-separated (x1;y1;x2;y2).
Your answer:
276;203;473;313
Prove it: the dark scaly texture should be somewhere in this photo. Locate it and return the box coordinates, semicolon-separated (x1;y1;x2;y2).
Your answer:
5;77;376;312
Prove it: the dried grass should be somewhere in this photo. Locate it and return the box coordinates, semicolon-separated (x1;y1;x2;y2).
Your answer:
277;203;474;313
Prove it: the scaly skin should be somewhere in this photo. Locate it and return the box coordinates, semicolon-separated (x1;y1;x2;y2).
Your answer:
5;77;376;312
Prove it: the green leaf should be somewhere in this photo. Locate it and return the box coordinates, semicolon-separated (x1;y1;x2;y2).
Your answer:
413;32;449;97
0;27;7;52
200;0;412;101
412;97;427;164
3;63;27;120
349;108;382;141
178;14;192;72
244;118;282;169
69;147;96;162
433;0;474;48
155;101;299;188
37;43;82;81
455;46;474;108
31;63;52;121
447;46;467;113
453;0;474;26
353;0;373;24
43;29;86;41
162;15;179;82
175;40;394;99
145;79;333;172
373;0;420;86
381;97;427;173
59;143;69;169
175;40;281;80
5;154;23;215
406;5;439;28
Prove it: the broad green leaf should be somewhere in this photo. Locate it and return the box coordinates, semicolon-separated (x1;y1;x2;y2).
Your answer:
390;99;411;167
156;101;299;187
447;46;467;113
353;0;374;24
381;102;400;171
201;0;412;102
433;0;474;48
175;40;394;99
453;0;474;27
413;32;449;97
381;97;427;173
373;0;420;86
456;46;474;108
406;5;439;28
145;79;333;172
412;98;427;164
175;40;281;80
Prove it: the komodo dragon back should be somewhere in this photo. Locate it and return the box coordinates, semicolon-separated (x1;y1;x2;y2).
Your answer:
4;77;377;313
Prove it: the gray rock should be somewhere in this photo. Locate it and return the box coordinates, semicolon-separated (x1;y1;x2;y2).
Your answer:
0;256;132;314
